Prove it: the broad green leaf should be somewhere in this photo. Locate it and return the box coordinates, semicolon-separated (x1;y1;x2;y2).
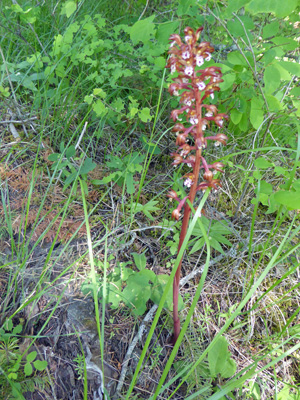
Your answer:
264;65;281;94
250;97;264;129
274;190;300;210
262;21;279;39
132;252;147;271
26;351;37;363
156;21;180;43
280;61;300;77
254;157;273;169
290;87;300;97
246;0;298;17
224;0;251;17
227;51;248;66
219;73;236;91
60;1;77;18
271;37;299;52
66;145;76;159
24;362;33;376
79;158;97;175
265;95;283;112
239;111;249;132
122;271;154;315
130;15;156;45
227;16;254;38
257;180;273;195
262;49;277;66
208;336;237;378
273;62;292;81
230;109;243;125
154;56;166;69
34;360;48;371
292;100;300;117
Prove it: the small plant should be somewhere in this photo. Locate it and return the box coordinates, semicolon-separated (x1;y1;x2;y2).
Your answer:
82;253;183;316
0;320;48;399
91;152;145;195
166;26;229;343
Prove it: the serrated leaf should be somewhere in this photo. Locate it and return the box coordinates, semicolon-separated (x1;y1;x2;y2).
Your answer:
93;88;106;98
34;360;48;371
130;15;156;45
92;99;107;117
271;37;299;52
125;173;135;194
139;107;152;123
12;324;22;335
135;200;160;221
224;0;251;17
84;95;93;105
177;0;197;16
274;190;300;210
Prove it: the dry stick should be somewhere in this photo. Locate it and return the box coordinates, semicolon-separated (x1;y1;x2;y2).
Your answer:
114;244;248;397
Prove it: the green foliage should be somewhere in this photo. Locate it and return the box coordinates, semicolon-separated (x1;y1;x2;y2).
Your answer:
166;216;232;255
91;152;145;195
82;253;183;316
48;143;96;192
249;157;300;213
0;321;48;399
207;336;237;379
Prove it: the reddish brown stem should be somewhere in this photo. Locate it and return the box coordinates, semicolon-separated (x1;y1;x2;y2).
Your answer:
173;146;202;344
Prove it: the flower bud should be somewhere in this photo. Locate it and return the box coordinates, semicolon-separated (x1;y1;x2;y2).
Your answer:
167;190;179;201
214;133;228;145
203;170;214;182
172;209;181;220
211;162;224;172
176;134;187;146
171;153;183;165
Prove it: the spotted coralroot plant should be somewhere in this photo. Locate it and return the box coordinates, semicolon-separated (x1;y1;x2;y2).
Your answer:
166;26;229;344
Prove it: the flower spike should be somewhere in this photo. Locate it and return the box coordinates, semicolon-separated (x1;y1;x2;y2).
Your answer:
166;26;229;345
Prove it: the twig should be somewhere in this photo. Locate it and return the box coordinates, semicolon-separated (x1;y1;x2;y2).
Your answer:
138;0;149;20
75;121;88;150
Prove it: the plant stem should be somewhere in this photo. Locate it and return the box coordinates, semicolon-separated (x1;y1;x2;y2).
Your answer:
173;147;202;344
